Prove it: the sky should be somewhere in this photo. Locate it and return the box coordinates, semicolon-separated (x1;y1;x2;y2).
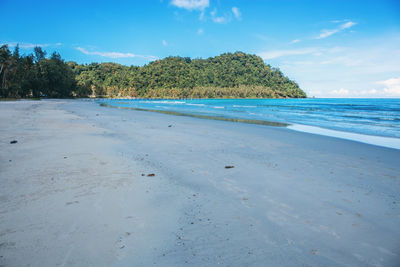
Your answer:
1;0;399;98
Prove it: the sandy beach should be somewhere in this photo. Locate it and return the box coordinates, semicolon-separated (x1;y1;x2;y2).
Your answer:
1;99;399;266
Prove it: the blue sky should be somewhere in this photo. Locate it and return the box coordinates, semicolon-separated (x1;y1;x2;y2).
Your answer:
1;0;399;97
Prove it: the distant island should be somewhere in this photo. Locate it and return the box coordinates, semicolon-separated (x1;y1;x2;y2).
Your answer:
0;45;306;99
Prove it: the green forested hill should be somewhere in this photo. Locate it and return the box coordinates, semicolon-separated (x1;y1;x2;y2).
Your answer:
70;52;306;98
0;45;306;98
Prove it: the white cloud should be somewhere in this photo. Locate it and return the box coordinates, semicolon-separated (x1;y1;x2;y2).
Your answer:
358;89;378;96
290;39;300;44
1;42;51;49
76;47;157;60
270;33;400;98
253;34;271;42
77;47;134;58
199;10;205;20
170;0;209;10
316;21;356;39
232;6;241;20
19;43;50;49
330;88;349;96
197;28;204;35
210;8;216;16
317;29;338;39
162;40;168;46
342;21;357;29
213;16;227;23
2;41;65;49
258;48;319;60
377;78;400;96
325;87;399;98
210;8;231;24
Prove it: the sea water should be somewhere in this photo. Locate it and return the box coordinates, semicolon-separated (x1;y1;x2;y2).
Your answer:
97;98;400;149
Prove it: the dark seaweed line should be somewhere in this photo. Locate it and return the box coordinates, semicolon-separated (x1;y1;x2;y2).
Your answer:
99;103;289;127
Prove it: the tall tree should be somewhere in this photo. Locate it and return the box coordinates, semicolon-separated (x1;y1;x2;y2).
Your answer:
33;46;46;63
0;45;12;97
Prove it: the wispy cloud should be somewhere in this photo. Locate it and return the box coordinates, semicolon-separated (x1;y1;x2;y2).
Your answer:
1;42;61;49
162;40;168;46
325;86;400;98
232;7;241;20
290;39;301;44
253;34;271;42
76;47;157;60
197;28;204;35
258;48;319;60
170;0;209;10
212;16;227;23
327;88;383;97
277;36;400;98
199;10;205;20
316;21;356;39
210;8;230;24
377;77;400;96
330;88;349;96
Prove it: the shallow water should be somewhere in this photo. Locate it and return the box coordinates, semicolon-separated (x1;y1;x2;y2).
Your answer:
98;98;400;138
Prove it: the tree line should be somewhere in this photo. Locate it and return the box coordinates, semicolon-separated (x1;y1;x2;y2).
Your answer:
0;45;78;98
0;45;306;99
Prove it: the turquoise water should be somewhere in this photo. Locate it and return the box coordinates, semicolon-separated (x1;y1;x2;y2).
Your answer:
97;98;400;139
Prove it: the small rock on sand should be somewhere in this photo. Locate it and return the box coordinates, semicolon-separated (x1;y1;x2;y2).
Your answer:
147;173;155;177
10;140;18;144
225;165;234;169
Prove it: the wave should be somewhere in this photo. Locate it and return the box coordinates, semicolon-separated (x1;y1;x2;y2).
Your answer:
233;105;257;108
141;100;186;104
186;103;206;106
97;98;400;139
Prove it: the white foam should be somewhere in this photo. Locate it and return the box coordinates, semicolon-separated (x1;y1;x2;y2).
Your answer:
233;105;257;108
288;124;400;150
186;103;205;106
146;101;185;104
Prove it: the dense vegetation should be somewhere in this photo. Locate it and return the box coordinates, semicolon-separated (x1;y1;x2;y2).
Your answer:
0;45;306;99
0;45;77;98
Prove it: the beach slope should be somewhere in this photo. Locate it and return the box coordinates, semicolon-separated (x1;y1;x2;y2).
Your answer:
0;100;399;266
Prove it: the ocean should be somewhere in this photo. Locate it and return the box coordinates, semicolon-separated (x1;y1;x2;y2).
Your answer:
97;98;400;149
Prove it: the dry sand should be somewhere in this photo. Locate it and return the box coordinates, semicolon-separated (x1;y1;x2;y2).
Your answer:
0;99;399;266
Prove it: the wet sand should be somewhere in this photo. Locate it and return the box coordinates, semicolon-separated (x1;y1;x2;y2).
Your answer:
1;99;399;266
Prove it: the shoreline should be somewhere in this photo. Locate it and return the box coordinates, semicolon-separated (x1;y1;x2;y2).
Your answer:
288;124;400;150
99;102;289;127
99;101;400;150
1;99;399;266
